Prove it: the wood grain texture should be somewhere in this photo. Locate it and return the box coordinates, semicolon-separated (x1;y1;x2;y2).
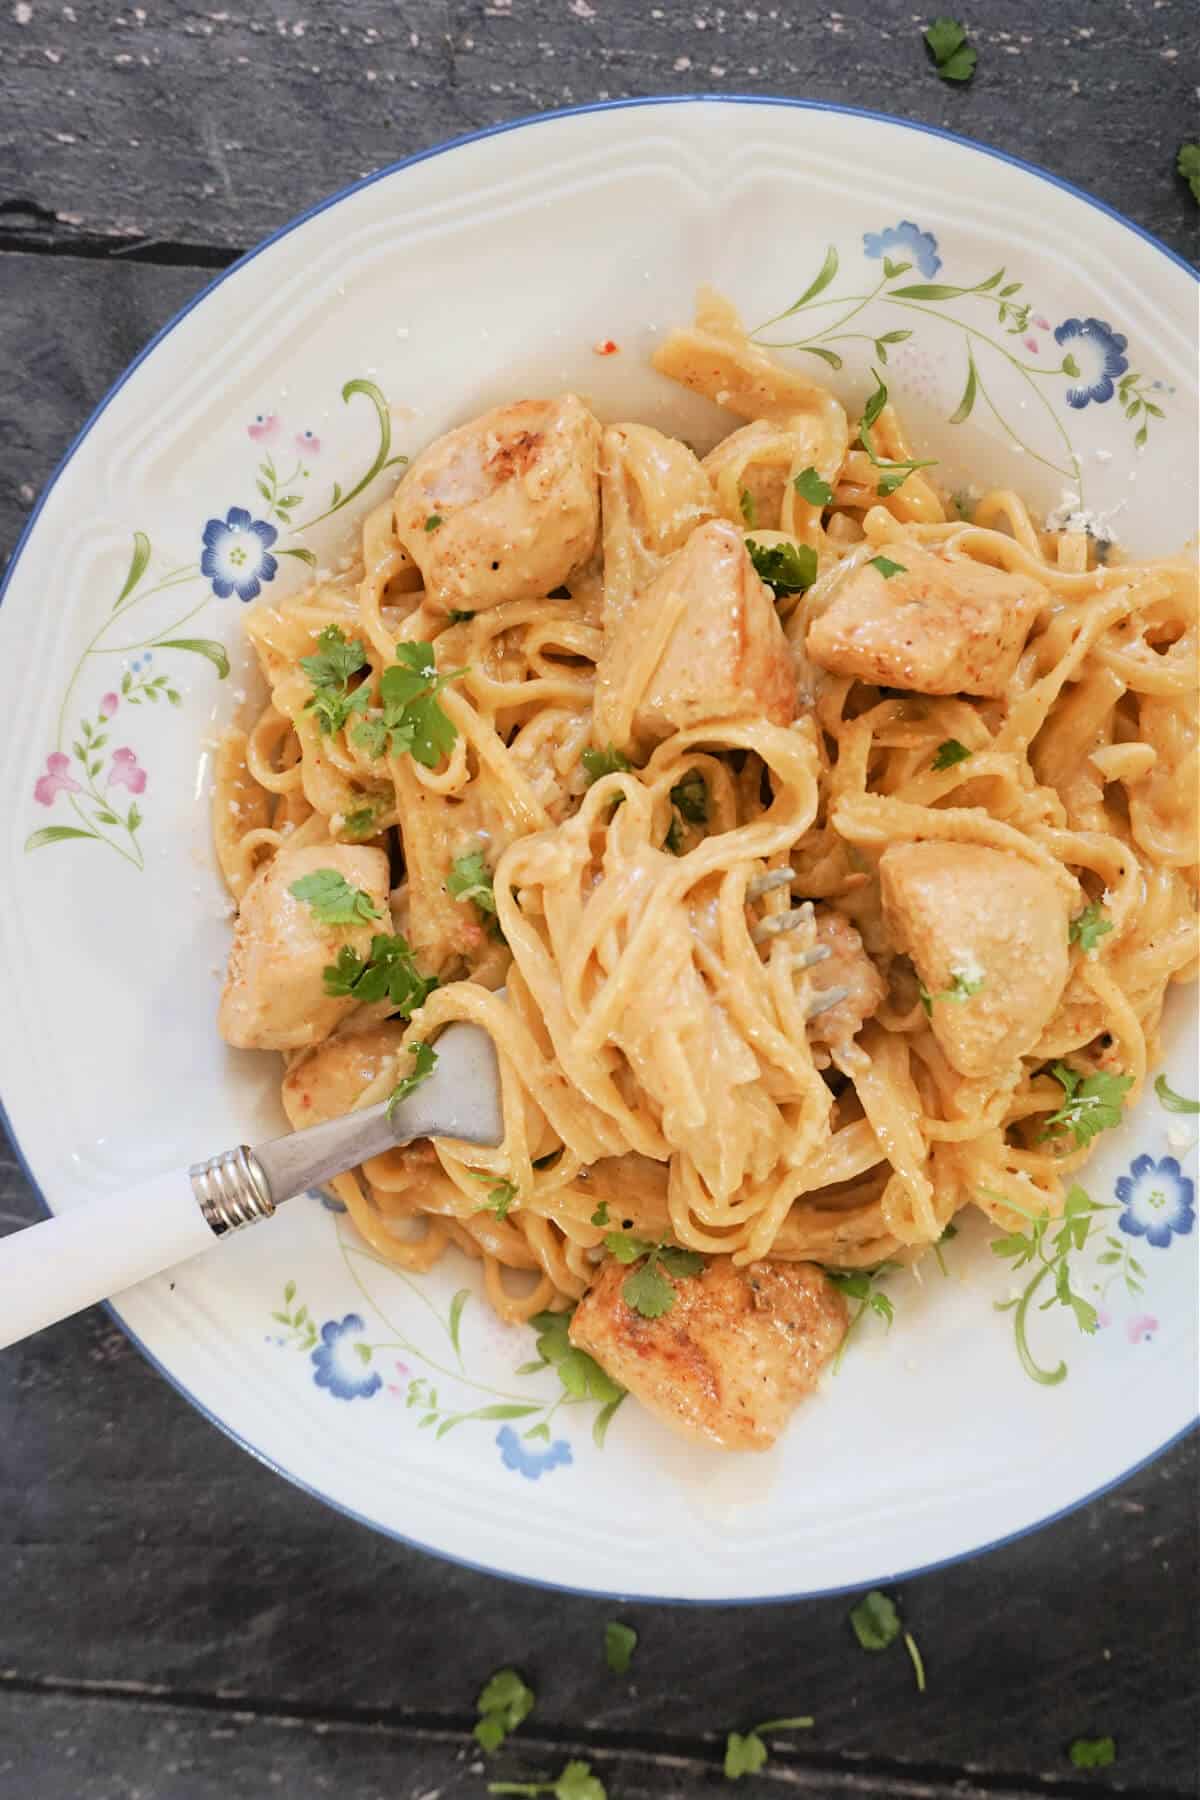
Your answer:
1;0;1198;260
0;7;1198;1794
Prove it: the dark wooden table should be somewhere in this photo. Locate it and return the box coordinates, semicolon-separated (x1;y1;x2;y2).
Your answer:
1;5;1197;1796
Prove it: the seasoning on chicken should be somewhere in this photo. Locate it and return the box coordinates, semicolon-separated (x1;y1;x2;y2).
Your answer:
281;1019;408;1126
392;394;601;613
218;842;391;1051
806;544;1045;697
879;841;1072;1080
808;908;886;1046
596;518;797;752
569;1254;848;1451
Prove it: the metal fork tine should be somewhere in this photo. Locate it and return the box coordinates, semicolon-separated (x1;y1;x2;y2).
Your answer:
751;908;810;944
790;943;833;969
746;868;793;901
806;984;850;1018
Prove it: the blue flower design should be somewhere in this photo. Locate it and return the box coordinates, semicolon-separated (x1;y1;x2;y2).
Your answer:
200;506;279;601
496;1425;572;1480
863;221;941;279
307;1185;347;1213
1116;1155;1195;1248
1052;317;1129;408
310;1313;382;1400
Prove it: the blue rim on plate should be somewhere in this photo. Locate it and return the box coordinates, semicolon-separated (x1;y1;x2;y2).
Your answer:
1;95;1195;1604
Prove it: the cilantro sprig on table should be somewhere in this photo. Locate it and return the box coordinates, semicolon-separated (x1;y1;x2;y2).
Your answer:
604;1621;637;1675
924;16;977;82
723;1716;814;1780
300;624;370;736
857;370;939;496
322;932;437;1015
474;1667;535;1753
1177;143;1200;205
849;1590;927;1693
990;1183;1113;1384
746;537;818;598
386;1042;437;1118
1040;1063;1132;1148
604;1231;705;1319
1069;1736;1117;1770
1068;901;1113;953
288;867;381;927
489;1761;606;1800
352;641;467;768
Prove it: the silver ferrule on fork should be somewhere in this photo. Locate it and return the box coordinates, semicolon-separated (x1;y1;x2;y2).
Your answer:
190;1145;275;1237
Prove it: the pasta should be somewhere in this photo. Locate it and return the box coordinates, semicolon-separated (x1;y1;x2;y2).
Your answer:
213;287;1198;1450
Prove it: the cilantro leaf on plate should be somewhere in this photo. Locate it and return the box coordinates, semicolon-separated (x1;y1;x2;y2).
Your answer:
746;537;818;598
582;744;632;784
351;640;466;769
1069;901;1113;953
793;466;834;506
300;624;370;736
385;1041;437;1118
321;932;436;1015
932;738;971;770
447;848;497;914
670;771;708;823
288;867;381;927
739;487;757;526
1041;1063;1132;1147
868;555;907;579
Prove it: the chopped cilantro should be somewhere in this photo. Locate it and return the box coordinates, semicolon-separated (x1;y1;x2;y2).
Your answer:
322;932;437;1015
1041;1063;1132;1148
474;1666;535;1754
924;16;977;82
471;1174;518;1220
1069;901;1113;953
448;608;476;623
739;487;757;526
341;805;379;840
604;1231;705;1319
664;813;685;855
300;625;370;736
868;554;907;579
351;640;466;769
828;1264;896;1367
991;1183;1111;1383
447;848;497;915
386;1042;437;1118
526;1309;625;1431
723;1717;813;1780
423;513;443;531
670;771;708;823
1069;1737;1116;1770
288;867;381;927
932;738;971;770
1177;143;1200;205
590;1199;610;1228
746;537;818;597
582;744;632;784
857;370;938;493
604;1621;637;1675
919;965;984;1012
1154;1072;1200;1114
489;1760;606;1800
849;1589;901;1651
793;466;834;506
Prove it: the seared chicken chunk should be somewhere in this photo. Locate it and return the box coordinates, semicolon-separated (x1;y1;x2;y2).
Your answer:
600;518;797;751
281;1019;408;1127
807;545;1044;697
393;395;601;613
808;909;885;1046
879;842;1071;1080
218;843;391;1052
569;1254;847;1450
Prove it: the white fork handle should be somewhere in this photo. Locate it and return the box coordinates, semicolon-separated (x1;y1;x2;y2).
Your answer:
0;1169;213;1352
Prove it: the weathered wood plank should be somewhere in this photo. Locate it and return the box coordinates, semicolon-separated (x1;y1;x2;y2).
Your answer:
1;0;1197;260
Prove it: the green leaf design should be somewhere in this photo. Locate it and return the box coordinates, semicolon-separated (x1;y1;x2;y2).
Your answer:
593;1396;624;1448
780;245;839;317
25;826;100;851
800;345;843;370
949;348;978;424
114;531;151;609
976;268;1006;292
449;1287;471;1358
354;1342;372;1364
280;547;318;569
298;379;408;528
284;1280;296;1303
468;1404;543;1422
881;256;911;278
152;637;231;679
888;282;972;301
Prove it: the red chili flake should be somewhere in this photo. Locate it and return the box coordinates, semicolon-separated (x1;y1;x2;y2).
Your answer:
593;339;620;357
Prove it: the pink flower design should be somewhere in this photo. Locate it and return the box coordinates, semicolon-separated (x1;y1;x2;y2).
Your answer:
1125;1313;1159;1344
33;751;82;807
107;747;147;794
247;412;279;441
295;428;321;453
99;691;119;719
1033;314;1050;330
1024;336;1039;353
1095;1305;1113;1330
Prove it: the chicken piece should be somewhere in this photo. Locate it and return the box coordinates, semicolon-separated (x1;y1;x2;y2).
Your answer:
879;842;1071;1080
569;1255;847;1451
218;842;391;1051
281;1019;408;1127
392;395;601;613
597;518;797;751
806;545;1044;698
808;909;885;1046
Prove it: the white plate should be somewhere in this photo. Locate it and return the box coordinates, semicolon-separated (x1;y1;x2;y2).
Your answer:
1;99;1196;1601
